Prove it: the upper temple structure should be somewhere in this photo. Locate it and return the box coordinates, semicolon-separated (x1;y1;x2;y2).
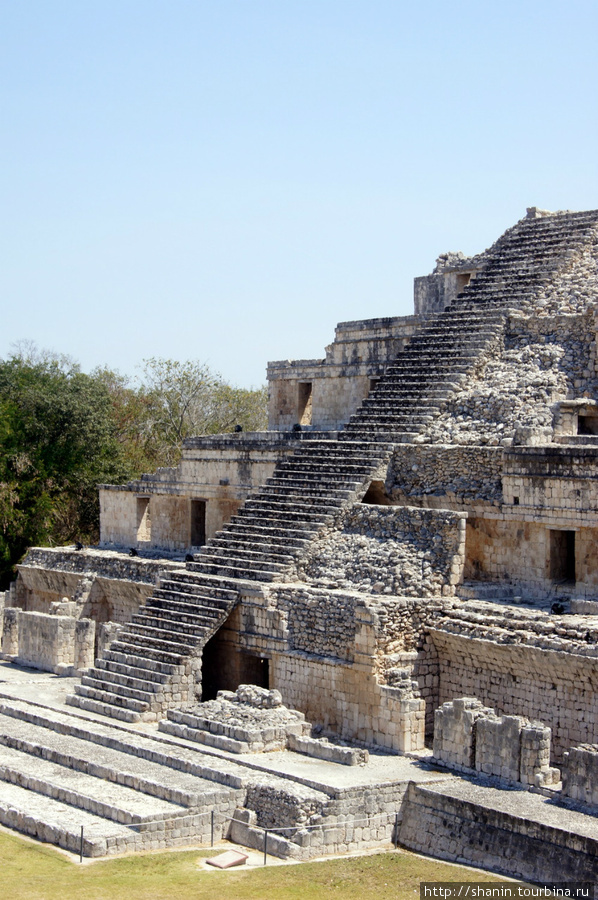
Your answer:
3;207;598;878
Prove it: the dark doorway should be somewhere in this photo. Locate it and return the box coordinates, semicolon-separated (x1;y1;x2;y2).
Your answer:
578;414;598;435
362;479;393;505
191;499;206;547
242;654;269;689
136;497;151;541
200;632;269;701
456;272;472;293
550;530;576;584
298;382;313;426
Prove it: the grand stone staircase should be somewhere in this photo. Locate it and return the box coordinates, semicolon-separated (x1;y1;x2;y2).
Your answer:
67;208;598;722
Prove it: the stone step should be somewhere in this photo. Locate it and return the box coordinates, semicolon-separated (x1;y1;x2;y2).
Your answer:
132;611;211;639
371;388;454;400
221;517;320;536
74;682;152;713
252;489;356;510
0;779;134;855
66;693;143;723
291;444;389;459
0;742;188;825
352;402;439;417
198;543;296;565
193;551;294;573
149;591;234;619
153;584;232;610
187;560;287;582
345;415;435;430
233;504;335;524
95;657;172;685
164;570;240;598
84;663;164;695
108;639;186;666
159;720;252;754
0;699;249;788
262;474;362;492
0;704;244;797
116;627;195;656
102;647;184;676
91;662;171;693
142;601;218;627
341;430;420;443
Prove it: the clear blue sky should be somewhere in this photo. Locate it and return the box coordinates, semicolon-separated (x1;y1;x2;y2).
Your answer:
1;1;597;387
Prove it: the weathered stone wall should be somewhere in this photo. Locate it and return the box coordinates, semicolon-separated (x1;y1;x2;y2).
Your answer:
267;315;421;431
282;587;357;661
433;698;558;786
525;236;598;317
101;432;317;548
561;744;598;807
431;628;598;760
399;781;598;883
98;490;138;547
464;516;598;597
269;652;425;753
413;252;484;316
387;444;503;505
1;610;94;675
297;505;466;597
433;697;493;769
502;445;598;529
19;547;171;585
15;548;175;629
219;584;426;752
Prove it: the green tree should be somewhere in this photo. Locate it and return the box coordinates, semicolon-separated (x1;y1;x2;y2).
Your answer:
138;358;268;466
0;354;132;587
0;348;268;587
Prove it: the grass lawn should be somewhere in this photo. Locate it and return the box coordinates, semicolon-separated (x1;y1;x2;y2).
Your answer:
0;829;514;900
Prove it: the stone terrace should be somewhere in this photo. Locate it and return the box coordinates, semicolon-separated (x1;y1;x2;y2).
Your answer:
67;208;598;724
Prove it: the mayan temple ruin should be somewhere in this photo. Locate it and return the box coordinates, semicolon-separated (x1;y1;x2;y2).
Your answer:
2;206;598;881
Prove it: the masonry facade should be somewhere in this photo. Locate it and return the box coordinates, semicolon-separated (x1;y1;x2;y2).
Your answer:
3;206;598;768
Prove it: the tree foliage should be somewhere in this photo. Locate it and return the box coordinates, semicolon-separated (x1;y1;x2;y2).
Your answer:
0;355;132;586
138;358;268;465
0;348;268;586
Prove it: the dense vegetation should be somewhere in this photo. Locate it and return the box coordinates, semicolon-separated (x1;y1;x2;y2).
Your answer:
0;347;267;587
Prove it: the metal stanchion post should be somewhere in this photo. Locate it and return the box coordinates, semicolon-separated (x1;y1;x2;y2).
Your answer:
211;810;214;847
79;826;84;862
393;812;399;850
263;829;268;866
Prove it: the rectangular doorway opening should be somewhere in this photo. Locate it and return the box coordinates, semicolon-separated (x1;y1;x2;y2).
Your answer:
241;653;270;689
297;382;312;426
550;530;576;584
456;273;472;294
368;377;380;395
136;497;151;542
191;499;206;547
578;414;598;435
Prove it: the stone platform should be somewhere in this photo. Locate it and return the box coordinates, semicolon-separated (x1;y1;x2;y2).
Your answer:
2;661;598;881
0;662;442;859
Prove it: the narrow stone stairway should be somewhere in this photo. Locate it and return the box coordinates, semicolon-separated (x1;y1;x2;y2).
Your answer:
342;208;598;441
68;208;598;721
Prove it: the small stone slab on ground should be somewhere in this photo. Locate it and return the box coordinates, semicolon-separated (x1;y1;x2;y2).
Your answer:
205;849;249;869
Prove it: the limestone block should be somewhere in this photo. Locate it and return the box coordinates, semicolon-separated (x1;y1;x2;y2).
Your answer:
2;607;20;657
74;618;95;673
562;744;598;806
475;714;524;781
433;697;495;769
